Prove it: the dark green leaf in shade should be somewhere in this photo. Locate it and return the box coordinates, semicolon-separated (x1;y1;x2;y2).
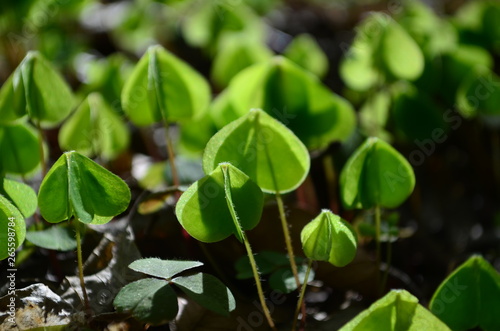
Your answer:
38;151;131;224
172;272;236;316
203;108;310;193
0;123;41;175
429;255;500;331
0;195;25;260
113;278;178;326
268;264;316;294
235;250;296;279
129;258;203;279
25;225;77;251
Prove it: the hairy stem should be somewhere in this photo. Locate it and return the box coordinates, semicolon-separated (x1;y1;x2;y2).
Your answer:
292;259;313;331
164;121;180;190
374;204;382;294
35;119;47;176
243;233;276;330
75;221;90;312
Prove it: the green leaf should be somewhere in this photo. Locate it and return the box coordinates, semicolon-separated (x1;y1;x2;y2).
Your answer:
203;108;310;193
235;250;295;279
211;34;272;88
340;137;415;209
339;289;451;331
25;225;77;251
429;255;500;331
0;123;41;175
0;177;37;218
175;163;263;243
301;210;357;267
38;151;131;224
0;51;74;128
358;91;391;139
380;16;424;81
113;278;178;325
221;57;356;150
129;258;203;279
172;272;236;316
0;195;25;260
59;92;130;160
283;34;329;79
269;264;315;294
121;45;210;126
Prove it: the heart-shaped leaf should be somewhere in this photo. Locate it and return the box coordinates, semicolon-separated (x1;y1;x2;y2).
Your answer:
172;272;236;316
301;210;357;267
121;45;210;126
113;278;178;326
429;255;500;331
0;177;37;218
38;151;131;224
59;92;129;160
0;51;74;128
339;289;451;331
0;123;41;175
175;163;263;243
129;258;203;279
25;225;77;251
203;108;310;193
215;57;356;150
0;195;25;260
340;137;415;209
283;33;329;79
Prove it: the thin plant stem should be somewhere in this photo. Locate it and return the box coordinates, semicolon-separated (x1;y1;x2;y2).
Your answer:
276;191;301;288
75;221;90;313
163;120;180;190
381;233;393;293
374;204;382;294
35;119;47;176
292;259;313;331
242;232;277;331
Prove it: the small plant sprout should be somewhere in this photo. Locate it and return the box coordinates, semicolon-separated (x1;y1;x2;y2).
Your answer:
340;137;415;293
122;44;210;189
339;290;451;331
175;162;277;329
203;108;310;293
293;210;358;330
429;255;500;331
113;258;235;326
37;151;131;312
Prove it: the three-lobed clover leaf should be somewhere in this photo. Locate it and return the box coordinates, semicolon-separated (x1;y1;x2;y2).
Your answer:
301;210;357;267
0;195;26;260
114;258;236;325
340;137;415;209
59;92;130;160
38;151;131;224
339;289;451;331
429;255;500;331
121;45;210;126
203;108;310;193
0;51;74;127
175;162;263;243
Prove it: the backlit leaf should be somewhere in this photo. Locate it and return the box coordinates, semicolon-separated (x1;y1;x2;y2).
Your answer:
0;177;37;218
283;34;329;79
0;195;25;260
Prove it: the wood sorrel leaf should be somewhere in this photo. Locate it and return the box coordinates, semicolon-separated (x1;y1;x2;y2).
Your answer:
0;177;37;218
215;57;355;150
0;123;41;175
172;272;236;316
283;33;329;79
340;137;415;209
38;151;131;224
0;51;74;128
113;278;178;325
129;258;203;279
203;108;310;193
25;224;77;251
59;92;129;160
301;210;357;267
0;195;25;260
429;255;500;331
339;289;451;331
121;45;210;126
175;163;263;243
